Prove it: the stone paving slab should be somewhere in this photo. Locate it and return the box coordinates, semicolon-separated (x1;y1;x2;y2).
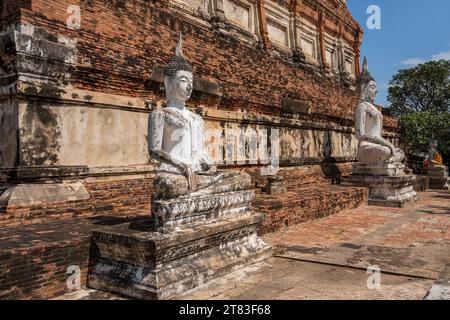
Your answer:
264;191;450;248
425;264;450;300
177;258;432;300
274;243;446;280
265;190;450;281
62;258;433;300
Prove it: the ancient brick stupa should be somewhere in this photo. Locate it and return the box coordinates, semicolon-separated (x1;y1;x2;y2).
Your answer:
0;0;399;299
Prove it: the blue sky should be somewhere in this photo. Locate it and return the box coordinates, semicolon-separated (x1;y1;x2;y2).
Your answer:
347;0;450;106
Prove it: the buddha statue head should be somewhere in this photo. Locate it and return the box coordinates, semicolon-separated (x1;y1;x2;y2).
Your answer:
428;139;440;158
359;57;377;103
163;34;193;108
429;139;438;151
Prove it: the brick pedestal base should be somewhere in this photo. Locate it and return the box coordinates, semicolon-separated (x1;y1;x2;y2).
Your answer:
88;214;272;300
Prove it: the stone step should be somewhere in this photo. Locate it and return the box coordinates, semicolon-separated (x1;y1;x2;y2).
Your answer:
254;183;367;235
88;214;272;300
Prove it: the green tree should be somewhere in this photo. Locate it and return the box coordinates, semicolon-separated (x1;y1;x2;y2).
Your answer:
388;60;450;116
399;112;450;161
387;60;450;165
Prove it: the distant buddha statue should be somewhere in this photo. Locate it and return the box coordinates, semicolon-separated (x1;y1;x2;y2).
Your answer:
148;35;250;200
355;57;405;165
427;139;448;171
343;58;418;206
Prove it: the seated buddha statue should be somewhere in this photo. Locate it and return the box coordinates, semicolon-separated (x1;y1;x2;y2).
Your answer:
355;57;405;165
427;139;448;172
148;35;251;200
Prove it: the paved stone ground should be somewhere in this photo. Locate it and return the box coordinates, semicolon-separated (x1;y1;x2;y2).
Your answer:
425;264;450;300
57;190;450;300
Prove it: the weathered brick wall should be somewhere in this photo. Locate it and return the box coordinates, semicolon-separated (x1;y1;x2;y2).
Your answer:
243;163;352;189
15;0;364;121
1;0;400;170
0;169;255;228
0;164;350;228
0;177;153;228
0;0;30;30
256;184;367;234
0;228;91;300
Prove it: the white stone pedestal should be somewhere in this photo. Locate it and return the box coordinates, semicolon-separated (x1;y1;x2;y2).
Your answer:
427;166;450;190
352;163;407;176
342;163;419;208
87;188;272;300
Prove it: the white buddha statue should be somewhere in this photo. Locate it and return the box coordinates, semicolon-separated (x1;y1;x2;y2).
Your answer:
148;35;250;200
426;139;448;185
427;139;448;171
355;57;405;165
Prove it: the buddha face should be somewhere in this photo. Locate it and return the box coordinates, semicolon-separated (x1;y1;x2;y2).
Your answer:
362;80;377;103
164;70;193;104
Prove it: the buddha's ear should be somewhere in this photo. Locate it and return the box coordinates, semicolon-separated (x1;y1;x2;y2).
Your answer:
163;76;171;89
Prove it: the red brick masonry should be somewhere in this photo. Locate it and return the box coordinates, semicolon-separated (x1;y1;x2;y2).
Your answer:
257;184;367;234
0;181;366;299
0;178;153;228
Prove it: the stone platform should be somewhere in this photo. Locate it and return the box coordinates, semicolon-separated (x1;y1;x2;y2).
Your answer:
88;182;272;300
351;163;407;177
342;163;418;208
428;166;450;190
88;213;271;300
429;177;450;191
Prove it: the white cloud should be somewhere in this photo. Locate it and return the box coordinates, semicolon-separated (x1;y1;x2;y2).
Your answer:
401;49;450;67
401;58;426;67
432;50;450;61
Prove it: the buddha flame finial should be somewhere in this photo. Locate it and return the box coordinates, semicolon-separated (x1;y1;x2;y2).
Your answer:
164;33;193;78
359;56;375;85
175;33;183;57
363;56;369;72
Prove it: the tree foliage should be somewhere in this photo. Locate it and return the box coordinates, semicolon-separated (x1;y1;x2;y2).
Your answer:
399;112;450;164
387;60;450;165
388;59;450;116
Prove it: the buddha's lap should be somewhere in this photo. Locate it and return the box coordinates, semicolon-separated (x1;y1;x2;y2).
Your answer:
359;144;390;154
358;144;392;163
155;171;248;189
